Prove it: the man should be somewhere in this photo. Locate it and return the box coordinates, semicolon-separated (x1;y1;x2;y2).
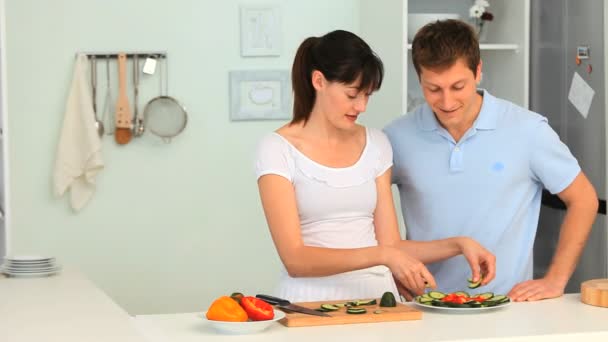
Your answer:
384;20;598;302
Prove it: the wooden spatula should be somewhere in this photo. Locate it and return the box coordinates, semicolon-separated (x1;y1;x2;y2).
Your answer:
115;53;132;144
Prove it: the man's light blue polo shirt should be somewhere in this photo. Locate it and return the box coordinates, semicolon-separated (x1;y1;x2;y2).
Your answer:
383;90;581;294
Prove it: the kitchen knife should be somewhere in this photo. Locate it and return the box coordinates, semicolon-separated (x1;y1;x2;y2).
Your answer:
256;294;331;317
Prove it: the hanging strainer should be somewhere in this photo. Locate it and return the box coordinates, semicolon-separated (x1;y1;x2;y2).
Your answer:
143;57;187;143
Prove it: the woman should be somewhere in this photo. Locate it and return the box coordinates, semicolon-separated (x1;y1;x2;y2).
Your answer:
255;30;495;302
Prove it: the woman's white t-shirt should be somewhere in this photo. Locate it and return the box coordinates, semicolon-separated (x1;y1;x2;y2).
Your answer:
254;127;400;302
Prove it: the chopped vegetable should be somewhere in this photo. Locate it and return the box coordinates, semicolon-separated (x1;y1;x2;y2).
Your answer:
414;291;510;309
428;291;446;299
346;307;367;314
320;304;340;311
239;296;275;321
206;296;248;322
379;291;397;307
467;275;484;289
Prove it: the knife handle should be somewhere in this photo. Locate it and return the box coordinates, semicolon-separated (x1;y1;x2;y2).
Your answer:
256;294;290;306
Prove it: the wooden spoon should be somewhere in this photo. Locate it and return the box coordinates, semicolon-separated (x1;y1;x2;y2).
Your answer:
115;53;132;144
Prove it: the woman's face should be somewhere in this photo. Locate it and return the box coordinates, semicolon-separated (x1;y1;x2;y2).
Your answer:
312;71;371;130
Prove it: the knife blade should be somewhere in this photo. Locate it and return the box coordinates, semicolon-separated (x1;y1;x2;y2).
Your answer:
256;294;331;317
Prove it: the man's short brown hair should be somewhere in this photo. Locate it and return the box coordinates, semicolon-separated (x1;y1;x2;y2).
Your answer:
411;19;480;78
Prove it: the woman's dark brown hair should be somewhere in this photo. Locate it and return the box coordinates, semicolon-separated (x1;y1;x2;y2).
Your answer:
411;19;480;78
291;30;384;124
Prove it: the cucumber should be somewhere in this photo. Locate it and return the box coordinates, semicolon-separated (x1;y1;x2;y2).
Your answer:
467;276;484;289
320;304;340;311
354;299;378;306
417;296;434;304
431;300;449;307
453;291;470;297
463;300;482;308
428;291;446;299
379;292;397;307
346;307;367;314
478;292;495;300
490;294;508;303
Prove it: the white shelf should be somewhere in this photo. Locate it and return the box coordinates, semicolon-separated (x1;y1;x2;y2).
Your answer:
407;43;519;51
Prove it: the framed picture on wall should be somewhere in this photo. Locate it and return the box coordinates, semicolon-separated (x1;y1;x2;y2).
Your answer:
239;6;282;57
229;70;291;121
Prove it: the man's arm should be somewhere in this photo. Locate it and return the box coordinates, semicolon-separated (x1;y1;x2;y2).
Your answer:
508;171;598;301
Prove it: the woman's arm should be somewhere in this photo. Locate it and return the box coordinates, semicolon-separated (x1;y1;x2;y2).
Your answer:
258;173;434;293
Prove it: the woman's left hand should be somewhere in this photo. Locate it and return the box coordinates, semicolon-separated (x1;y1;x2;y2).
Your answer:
458;237;496;285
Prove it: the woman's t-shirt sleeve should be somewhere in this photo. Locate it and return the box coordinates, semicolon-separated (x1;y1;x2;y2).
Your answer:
371;128;394;178
254;133;295;182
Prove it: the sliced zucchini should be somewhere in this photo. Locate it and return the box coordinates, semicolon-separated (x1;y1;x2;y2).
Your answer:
320;304;340;311
467;275;484;289
379;292;397;307
373;309;385;314
431;300;449;307
490;294;508;302
417;296;434;304
481;301;497;307
427;291;446;299
478;292;495;300
354;299;377;306
463;300;482;308
346;307;367;314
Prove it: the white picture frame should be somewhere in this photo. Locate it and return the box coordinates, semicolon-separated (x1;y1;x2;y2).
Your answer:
229;70;291;121
240;5;281;57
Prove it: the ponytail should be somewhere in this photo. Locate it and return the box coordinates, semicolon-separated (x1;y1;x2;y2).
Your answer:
291;37;318;124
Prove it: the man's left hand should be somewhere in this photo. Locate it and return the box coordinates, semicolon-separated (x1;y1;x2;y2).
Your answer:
508;278;565;301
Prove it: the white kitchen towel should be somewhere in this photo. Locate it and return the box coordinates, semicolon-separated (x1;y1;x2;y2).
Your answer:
53;54;104;211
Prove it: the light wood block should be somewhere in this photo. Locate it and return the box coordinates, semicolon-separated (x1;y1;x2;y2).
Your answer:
581;279;608;308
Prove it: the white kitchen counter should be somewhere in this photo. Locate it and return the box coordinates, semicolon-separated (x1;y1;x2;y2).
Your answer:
133;294;608;342
0;269;147;342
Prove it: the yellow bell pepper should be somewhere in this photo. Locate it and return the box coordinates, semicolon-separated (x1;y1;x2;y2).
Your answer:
206;296;248;322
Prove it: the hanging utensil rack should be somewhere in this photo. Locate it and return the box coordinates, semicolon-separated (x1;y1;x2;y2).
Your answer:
78;51;167;59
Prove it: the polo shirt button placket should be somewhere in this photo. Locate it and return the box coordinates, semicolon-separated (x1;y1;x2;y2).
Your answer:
450;144;464;172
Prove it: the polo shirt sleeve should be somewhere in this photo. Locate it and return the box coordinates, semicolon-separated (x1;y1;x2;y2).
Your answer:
254;134;295;182
529;119;581;194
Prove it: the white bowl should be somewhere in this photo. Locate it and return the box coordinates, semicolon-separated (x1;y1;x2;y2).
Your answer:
408;13;461;41
200;309;286;334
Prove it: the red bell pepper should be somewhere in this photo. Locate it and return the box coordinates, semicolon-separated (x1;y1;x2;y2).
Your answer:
239;296;275;321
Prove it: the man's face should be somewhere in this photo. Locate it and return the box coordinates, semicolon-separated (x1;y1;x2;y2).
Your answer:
419;58;482;134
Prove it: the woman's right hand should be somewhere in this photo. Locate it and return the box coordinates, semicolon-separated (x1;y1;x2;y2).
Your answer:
384;246;436;296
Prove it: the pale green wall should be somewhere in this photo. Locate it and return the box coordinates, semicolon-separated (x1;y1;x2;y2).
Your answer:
4;0;404;314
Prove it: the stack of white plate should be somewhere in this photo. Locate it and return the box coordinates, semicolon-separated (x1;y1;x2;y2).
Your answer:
0;256;61;278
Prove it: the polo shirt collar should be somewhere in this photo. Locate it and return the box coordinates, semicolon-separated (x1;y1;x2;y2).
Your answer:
417;89;499;132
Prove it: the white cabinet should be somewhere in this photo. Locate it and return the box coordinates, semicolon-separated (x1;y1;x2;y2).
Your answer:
360;0;529;121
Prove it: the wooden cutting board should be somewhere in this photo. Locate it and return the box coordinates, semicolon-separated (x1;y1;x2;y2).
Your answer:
278;299;422;327
581;278;608;308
